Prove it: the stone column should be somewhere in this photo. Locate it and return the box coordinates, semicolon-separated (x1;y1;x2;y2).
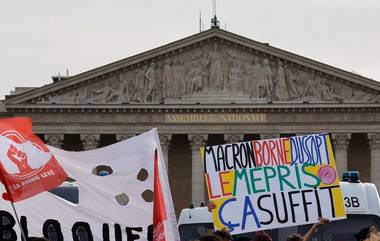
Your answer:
224;134;244;144
159;134;172;173
260;134;280;140
332;133;351;177
368;133;380;191
188;134;207;206
44;134;64;148
115;134;135;142
80;134;100;151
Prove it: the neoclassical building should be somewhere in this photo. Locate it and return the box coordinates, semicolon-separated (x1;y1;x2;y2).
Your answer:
1;28;380;215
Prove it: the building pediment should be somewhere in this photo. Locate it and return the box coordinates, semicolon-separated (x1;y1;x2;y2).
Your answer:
5;28;380;106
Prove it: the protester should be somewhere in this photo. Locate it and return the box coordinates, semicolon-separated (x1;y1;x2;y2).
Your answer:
213;228;233;241
356;227;372;241
198;234;224;241
286;217;330;241
355;226;380;241
207;201;216;212
366;226;380;241
206;203;233;241
253;231;272;241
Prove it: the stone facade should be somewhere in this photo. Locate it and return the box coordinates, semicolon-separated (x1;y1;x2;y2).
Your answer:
2;28;380;216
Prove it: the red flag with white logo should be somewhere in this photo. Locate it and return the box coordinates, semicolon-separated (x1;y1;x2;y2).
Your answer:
153;149;168;241
0;117;67;202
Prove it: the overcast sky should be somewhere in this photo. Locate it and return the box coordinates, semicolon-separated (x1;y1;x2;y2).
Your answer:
1;0;379;100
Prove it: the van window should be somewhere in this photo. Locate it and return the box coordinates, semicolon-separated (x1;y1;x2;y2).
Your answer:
48;185;79;204
297;214;380;241
179;223;214;241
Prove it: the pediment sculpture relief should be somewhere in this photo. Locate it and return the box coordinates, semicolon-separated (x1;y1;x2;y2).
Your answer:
37;42;379;104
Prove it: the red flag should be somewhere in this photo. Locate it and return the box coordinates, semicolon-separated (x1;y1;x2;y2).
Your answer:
153;149;168;241
0;117;67;202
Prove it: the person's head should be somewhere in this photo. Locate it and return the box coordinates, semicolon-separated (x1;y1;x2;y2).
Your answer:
198;234;223;241
254;231;272;241
213;228;232;241
355;226;372;241
369;225;378;233
286;234;303;241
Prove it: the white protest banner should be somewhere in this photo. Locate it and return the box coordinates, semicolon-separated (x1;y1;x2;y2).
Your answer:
0;128;179;241
203;133;346;235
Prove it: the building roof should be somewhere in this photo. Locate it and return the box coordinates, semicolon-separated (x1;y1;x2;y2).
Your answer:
4;28;380;108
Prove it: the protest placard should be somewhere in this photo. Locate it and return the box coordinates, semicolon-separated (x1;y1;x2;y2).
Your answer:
203;133;346;235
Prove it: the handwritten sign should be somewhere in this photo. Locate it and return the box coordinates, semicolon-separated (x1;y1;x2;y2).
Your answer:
202;133;346;234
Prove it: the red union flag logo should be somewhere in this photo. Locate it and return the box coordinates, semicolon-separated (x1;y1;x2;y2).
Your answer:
0;117;67;202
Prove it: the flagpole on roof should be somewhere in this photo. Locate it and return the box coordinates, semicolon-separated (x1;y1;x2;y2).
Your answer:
0;167;28;241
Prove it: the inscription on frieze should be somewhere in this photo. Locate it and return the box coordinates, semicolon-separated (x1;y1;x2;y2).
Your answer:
165;113;266;123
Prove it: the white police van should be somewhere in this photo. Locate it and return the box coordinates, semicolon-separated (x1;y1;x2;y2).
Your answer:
178;172;380;241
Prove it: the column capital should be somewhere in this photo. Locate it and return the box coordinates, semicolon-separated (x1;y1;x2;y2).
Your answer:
159;134;172;147
368;133;380;150
224;134;244;144
332;133;351;150
116;134;135;142
80;134;100;150
332;133;351;176
188;134;207;149
159;134;172;173
44;134;64;148
260;134;280;140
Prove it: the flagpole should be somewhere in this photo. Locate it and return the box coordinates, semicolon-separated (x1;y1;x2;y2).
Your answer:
10;201;27;241
0;167;28;241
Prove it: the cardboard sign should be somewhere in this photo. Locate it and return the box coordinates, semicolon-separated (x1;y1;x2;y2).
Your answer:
203;133;346;234
0;117;67;201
